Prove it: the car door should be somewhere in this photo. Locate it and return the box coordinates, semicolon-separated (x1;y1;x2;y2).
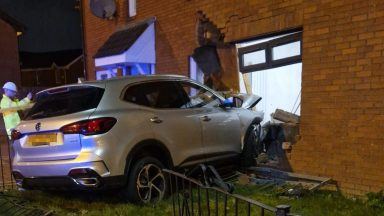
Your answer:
178;81;242;162
124;80;205;167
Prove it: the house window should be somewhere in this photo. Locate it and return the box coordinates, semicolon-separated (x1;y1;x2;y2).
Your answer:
243;49;266;66
272;41;301;60
189;56;204;84
96;69;114;80
237;31;302;123
238;32;302;73
128;0;137;17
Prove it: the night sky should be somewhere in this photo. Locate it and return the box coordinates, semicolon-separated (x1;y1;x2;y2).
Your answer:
0;0;82;52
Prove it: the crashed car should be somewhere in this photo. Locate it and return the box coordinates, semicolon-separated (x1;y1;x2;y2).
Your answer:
11;75;263;203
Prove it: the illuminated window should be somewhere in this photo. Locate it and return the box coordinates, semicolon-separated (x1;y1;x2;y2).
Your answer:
189;56;204;84
128;0;136;17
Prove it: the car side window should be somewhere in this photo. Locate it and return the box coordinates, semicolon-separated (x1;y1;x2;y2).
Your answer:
123;83;152;107
179;81;221;108
123;81;187;109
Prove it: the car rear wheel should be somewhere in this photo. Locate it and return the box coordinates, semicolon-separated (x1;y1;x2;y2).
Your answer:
125;157;167;204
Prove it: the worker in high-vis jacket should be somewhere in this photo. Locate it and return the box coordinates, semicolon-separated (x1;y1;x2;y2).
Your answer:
0;82;32;136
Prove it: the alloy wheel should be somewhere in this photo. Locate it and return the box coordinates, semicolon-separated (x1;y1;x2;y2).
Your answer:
136;163;166;203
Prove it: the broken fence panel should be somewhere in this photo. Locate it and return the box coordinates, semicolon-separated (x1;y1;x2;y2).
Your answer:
163;169;296;216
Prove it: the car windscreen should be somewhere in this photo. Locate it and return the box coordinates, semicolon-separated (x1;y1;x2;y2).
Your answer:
24;86;104;120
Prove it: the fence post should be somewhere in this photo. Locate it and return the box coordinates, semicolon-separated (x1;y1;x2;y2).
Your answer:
275;205;291;216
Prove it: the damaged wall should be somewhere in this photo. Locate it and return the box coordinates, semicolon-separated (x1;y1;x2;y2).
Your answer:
82;0;384;195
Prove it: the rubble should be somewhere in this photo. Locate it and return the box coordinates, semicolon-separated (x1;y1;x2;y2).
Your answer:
272;109;300;124
239;167;333;197
252;108;301;169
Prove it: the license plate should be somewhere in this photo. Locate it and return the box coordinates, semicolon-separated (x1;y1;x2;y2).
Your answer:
27;133;57;146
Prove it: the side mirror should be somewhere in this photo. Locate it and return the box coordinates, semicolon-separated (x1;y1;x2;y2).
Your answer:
220;97;243;108
232;96;243;108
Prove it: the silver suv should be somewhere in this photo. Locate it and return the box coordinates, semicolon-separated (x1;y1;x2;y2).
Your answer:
11;75;263;203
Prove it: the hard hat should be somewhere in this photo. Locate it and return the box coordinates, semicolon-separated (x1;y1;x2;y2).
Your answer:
3;82;17;92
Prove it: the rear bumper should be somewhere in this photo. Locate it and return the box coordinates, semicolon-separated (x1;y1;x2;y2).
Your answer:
12;155;126;190
12;160;109;177
19;175;126;190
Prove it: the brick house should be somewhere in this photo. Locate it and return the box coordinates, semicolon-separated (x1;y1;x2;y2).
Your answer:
81;0;384;195
0;9;24;87
0;9;24;144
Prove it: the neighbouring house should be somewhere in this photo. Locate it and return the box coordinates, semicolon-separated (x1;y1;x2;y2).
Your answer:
0;9;25;87
0;0;84;89
19;49;84;87
0;9;25;138
81;0;384;195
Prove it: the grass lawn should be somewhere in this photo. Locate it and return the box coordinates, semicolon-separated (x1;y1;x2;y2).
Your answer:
2;184;384;216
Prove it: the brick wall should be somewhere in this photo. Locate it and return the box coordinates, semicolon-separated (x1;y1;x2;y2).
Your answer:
0;19;21;87
82;0;384;195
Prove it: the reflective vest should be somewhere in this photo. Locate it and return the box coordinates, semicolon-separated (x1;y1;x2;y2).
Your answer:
0;95;30;136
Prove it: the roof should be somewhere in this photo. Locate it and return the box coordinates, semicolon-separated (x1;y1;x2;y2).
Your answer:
0;9;26;32
94;17;156;58
20;49;82;69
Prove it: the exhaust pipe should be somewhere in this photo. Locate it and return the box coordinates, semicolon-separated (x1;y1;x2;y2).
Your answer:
68;168;102;188
74;177;100;187
12;171;24;187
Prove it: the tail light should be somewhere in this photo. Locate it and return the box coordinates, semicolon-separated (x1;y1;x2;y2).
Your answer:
11;129;22;140
60;117;117;136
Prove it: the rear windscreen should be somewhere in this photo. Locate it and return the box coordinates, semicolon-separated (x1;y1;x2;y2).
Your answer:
25;86;104;120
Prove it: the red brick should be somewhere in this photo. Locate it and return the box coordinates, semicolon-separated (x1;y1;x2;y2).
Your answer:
352;14;368;22
0;19;21;86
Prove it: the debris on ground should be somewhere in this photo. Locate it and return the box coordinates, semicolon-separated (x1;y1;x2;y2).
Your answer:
237;167;333;198
246;108;301;169
186;164;234;193
256;152;269;164
236;106;336;199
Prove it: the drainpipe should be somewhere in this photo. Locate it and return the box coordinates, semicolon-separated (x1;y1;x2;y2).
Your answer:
78;0;88;80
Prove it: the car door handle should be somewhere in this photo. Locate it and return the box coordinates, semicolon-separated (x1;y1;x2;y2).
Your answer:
201;116;211;122
150;117;163;124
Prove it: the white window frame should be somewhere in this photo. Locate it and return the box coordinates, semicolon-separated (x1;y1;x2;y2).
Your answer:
238;32;302;73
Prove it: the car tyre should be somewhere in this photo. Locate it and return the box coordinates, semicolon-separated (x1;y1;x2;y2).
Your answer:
240;120;262;168
125;156;168;204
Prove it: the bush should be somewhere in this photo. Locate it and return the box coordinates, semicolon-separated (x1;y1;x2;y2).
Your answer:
366;190;384;209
